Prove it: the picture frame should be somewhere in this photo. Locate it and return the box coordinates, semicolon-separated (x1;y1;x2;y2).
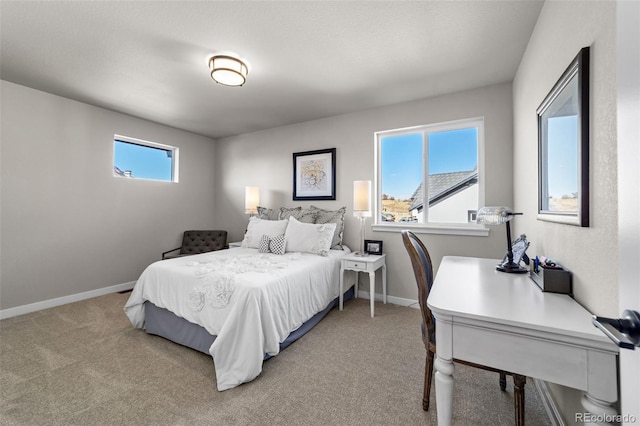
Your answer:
536;47;590;227
502;234;530;266
364;239;383;255
292;148;336;201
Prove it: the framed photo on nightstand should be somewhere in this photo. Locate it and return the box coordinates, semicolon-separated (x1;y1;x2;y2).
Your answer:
364;240;383;255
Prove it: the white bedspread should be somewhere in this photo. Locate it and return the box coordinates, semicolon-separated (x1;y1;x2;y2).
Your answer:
124;247;348;391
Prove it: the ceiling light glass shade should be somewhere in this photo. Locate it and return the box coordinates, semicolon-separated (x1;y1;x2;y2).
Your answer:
209;55;248;87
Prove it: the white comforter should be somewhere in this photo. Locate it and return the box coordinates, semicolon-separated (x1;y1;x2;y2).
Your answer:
124;247;348;390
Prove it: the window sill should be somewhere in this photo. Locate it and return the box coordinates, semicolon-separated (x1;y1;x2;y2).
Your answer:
371;223;490;237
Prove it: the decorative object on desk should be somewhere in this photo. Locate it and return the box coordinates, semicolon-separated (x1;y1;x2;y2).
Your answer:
476;206;528;274
364;239;383;255
293;148;336;200
352;180;372;256
245;186;259;216
537;47;589;227
530;256;573;295
501;234;530;266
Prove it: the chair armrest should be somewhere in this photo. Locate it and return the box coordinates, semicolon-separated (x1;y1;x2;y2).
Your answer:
162;247;181;260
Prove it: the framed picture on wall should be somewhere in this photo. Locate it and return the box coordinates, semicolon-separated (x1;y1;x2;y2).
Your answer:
292;148;336;200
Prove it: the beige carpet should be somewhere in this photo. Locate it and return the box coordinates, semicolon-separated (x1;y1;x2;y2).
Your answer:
0;292;551;425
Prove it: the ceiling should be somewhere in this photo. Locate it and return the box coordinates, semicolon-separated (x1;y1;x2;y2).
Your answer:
0;1;543;140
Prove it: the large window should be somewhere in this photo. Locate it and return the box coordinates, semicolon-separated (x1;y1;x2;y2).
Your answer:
375;118;484;232
113;135;178;182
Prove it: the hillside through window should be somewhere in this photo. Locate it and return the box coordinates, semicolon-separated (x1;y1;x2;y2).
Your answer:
376;118;483;227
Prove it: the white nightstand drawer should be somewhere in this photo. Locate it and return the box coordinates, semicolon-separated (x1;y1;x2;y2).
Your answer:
345;260;367;270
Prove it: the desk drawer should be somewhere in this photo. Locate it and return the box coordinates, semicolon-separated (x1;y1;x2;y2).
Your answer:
345;260;367;271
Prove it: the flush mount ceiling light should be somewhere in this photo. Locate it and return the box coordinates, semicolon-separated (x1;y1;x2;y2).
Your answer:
208;55;248;87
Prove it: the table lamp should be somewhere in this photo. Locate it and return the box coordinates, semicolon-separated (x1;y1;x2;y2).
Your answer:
476;206;527;273
245;186;259;216
353;180;372;256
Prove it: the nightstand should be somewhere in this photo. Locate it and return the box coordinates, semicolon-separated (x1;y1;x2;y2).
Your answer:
228;241;243;248
339;253;387;318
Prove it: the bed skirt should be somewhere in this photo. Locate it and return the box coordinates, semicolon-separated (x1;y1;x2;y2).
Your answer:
143;285;355;359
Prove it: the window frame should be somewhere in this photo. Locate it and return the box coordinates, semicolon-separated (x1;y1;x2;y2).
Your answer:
113;134;179;183
372;117;488;236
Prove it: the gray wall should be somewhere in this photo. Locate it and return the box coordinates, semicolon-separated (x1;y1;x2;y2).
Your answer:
214;82;515;302
0;81;217;310
512;2;617;423
513;1;617;317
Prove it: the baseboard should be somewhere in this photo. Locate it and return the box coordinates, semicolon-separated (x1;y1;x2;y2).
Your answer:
356;290;419;309
0;281;136;320
534;378;565;426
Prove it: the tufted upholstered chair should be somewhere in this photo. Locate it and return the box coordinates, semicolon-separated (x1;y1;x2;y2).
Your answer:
401;230;526;425
162;230;228;260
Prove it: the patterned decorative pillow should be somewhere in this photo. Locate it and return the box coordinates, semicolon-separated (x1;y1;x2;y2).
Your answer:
278;206;302;220
269;235;286;255
284;217;336;256
256;206;280;221
258;234;271;253
310;206;346;250
258;234;286;255
296;208;318;223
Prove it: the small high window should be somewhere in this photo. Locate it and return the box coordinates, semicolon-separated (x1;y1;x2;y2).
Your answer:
113;135;178;182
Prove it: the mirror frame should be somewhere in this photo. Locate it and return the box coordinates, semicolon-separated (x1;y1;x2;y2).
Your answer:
536;47;590;227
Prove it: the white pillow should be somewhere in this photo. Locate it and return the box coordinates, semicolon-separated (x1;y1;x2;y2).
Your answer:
284;216;336;256
242;217;288;248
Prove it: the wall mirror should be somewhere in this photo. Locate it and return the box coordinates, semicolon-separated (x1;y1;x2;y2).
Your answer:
537;47;590;227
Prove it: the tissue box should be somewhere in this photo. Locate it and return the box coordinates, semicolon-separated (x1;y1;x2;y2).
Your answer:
530;265;572;295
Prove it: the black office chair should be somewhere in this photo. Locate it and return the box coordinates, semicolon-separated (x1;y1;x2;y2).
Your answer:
162;230;228;260
401;230;526;425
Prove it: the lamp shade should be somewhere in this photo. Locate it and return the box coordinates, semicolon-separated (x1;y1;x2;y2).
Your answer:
245;186;259;215
353;180;372;217
209;55;248;87
476;206;515;225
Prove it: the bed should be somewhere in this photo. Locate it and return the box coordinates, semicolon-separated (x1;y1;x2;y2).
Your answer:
125;214;352;391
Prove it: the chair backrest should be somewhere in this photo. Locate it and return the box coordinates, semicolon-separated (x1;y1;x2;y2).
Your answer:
180;230;228;255
401;230;436;344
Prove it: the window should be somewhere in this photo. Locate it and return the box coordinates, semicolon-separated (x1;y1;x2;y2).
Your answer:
375;117;484;233
113;135;178;182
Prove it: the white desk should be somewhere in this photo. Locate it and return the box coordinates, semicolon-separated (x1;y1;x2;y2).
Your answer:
339;253;386;318
427;256;618;426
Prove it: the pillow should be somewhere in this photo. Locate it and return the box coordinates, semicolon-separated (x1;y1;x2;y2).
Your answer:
296;208;318;223
256;206;280;221
284;216;336;256
278;206;317;223
310;206;346;250
258;234;286;255
278;206;302;220
242;217;288;248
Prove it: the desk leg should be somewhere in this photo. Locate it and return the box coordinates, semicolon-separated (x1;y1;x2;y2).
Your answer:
369;270;376;318
382;264;387;304
580;394;618;426
434;356;454;426
339;264;345;310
